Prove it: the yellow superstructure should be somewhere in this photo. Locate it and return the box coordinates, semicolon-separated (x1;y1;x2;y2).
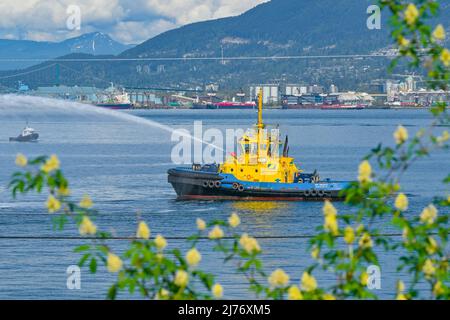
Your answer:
219;89;301;183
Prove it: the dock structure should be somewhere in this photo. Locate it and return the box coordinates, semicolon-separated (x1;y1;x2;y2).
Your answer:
125;86;204;109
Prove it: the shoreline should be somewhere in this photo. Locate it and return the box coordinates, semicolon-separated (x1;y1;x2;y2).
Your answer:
127;105;434;110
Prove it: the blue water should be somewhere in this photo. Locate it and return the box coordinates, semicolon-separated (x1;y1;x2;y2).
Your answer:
0;104;448;299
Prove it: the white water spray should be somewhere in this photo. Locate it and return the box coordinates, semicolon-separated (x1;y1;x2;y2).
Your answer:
0;94;225;153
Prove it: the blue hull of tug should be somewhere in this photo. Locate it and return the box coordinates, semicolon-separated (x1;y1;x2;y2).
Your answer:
168;167;351;201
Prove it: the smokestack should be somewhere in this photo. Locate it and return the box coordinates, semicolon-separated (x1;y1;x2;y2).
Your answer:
268;135;272;157
282;135;289;157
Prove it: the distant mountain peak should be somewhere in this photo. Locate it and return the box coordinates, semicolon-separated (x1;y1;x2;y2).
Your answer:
0;32;134;70
62;32;130;54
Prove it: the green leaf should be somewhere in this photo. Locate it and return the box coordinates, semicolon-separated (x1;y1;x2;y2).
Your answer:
107;285;118;300
74;244;91;252
89;257;97;273
78;253;91;267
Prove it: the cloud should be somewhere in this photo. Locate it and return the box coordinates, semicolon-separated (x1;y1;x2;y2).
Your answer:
111;19;178;44
0;0;267;44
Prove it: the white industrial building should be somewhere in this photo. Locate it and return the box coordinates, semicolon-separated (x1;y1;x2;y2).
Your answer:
285;85;308;96
250;85;280;104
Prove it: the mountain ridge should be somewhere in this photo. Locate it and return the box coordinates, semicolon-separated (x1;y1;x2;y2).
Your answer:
0;32;134;70
1;0;449;90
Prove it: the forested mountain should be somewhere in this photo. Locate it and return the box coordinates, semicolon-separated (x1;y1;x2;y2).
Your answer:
1;0;449;91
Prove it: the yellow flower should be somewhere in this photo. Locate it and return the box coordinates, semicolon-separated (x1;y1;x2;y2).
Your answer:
301;272;317;292
420;204;438;225
78;216;97;235
441;48;450;67
196;218;206;231
344;226;355;244
212;283;223;298
107;253;123;273
393;125;408;144
41;154;60;173
239;233;261;254
154;234;167;250
358;233;373;249
45;195;61;213
404;3;419;25
398;36;410;47
186;248;202;267
358;160;372;183
268;269;290;288
396;293;408;300
394;193;408;211
15;153;27;167
426;237;439;255
79;195;93;209
228;213;241;228
422;259;436;278
174;270;189;287
288;286;303;300
402;227;410;242
396;280;408;300
437;130;449;144
360;272;369;286
323;294;336;300
323;201;338;235
208;225;224;239
156;289;169;300
322;200;337;217
58;186;71;196
397;280;405;293
433;24;446;41
324;214;339;235
433;281;444;296
311;246;320;259
136;221;150;240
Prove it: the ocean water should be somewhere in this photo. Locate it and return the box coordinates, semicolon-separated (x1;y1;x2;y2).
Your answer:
0;101;448;299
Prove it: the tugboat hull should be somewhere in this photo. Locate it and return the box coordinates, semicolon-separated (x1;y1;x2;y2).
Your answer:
168;168;348;201
9;133;39;142
96;103;133;110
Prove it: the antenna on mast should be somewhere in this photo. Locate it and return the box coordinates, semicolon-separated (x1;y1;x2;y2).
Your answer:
257;88;264;129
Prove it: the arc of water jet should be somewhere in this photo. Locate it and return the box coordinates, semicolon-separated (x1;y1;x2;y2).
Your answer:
0;94;225;153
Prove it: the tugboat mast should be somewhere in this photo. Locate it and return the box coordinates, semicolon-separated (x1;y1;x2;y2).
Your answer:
257;88;264;130
256;88;264;164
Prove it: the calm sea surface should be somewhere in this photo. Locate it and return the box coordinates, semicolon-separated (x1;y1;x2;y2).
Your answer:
0;104;448;299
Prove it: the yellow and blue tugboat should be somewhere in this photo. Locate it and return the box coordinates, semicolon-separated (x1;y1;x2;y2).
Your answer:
168;90;351;201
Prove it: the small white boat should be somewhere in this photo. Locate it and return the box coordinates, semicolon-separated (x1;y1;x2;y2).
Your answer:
9;124;39;142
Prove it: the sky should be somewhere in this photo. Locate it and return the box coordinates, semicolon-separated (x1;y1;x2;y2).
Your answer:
0;0;268;44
